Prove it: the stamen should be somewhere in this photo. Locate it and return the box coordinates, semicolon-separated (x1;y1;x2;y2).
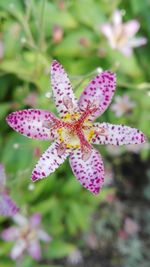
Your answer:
63;96;74;110
90;99;100;110
81;146;92;161
95;127;108;136
42;120;54;129
57;142;66;156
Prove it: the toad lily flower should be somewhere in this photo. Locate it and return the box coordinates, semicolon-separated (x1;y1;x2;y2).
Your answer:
100;9;147;56
0;164;19;216
6;60;146;194
1;213;51;261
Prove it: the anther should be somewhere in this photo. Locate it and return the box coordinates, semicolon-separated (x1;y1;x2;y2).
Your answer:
63;96;74;110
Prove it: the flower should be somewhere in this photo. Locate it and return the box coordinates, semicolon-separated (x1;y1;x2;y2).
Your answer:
100;9;147;56
6;60;146;194
0;164;19;216
1;213;51;261
67;248;83;265
111;94;135;117
23;92;38;108
119;217;139;239
52;25;64;44
124;217;140;236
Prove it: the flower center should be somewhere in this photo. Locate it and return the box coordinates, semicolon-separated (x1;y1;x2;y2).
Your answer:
57;113;94;149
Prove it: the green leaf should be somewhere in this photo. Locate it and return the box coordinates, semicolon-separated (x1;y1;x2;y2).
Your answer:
47;240;75;259
73;0;105;27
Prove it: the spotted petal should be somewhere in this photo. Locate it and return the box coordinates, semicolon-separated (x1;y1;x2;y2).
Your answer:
6;109;58;140
78;71;116;120
0;193;19;216
91;123;146;145
51;60;78;117
69;149;104;194
32;141;70;181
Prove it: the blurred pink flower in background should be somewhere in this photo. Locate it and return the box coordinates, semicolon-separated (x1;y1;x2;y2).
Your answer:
23;92;38;108
100;9;147;56
111;94;136;117
104;165;114;186
0;164;19;216
67;248;83;265
52;25;64;44
105;192;116;203
119;217;139;240
124;217;140;235
85;232;99;250
1;213;51;261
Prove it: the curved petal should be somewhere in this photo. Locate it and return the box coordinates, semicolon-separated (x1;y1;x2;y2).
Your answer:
0;193;19;216
100;23;113;39
119;45;133;57
30;213;41;228
1;227;19;241
91;123;146;145
112;10;122;26
51;60;78;117
28;240;41;261
129;37;147;48
38;229;51;242
13;214;28;226
124;20;140;37
6;109;58;140
69;148;104;194
78;71;116;120
32;141;70;181
10;240;26;260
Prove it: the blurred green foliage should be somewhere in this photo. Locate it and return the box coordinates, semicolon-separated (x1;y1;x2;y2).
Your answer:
0;0;150;266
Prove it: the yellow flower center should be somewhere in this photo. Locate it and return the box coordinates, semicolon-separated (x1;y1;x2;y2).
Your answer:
57;113;94;149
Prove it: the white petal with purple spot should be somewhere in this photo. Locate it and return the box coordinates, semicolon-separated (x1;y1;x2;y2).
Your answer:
69;149;104;194
91;123;146;145
51;60;78;117
6;109;57;140
78;71;116;120
32;141;70;181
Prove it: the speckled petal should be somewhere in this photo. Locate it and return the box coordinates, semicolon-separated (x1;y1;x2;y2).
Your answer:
91;123;146;145
6;109;58;140
69;149;104;194
32;141;70;181
78;71;116;120
51;60;78;117
0;193;19;216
